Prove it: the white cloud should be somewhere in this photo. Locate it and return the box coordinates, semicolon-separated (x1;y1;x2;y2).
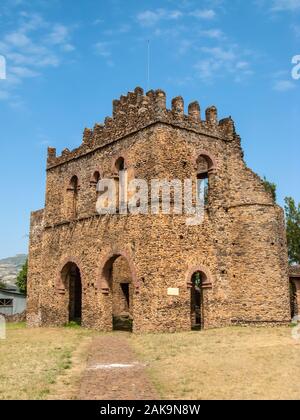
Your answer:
189;9;216;19
93;18;104;26
194;46;252;83
200;29;224;39
273;80;296;91
61;43;75;52
0;90;10;100
94;42;114;66
4;32;31;48
178;39;193;55
103;23;131;36
47;24;69;45
291;24;300;37
45;24;75;53
18;11;46;33
136;7;216;26
201;46;236;61
10;66;40;78
0;11;76;104
271;0;300;11
136;9;183;26
94;42;112;58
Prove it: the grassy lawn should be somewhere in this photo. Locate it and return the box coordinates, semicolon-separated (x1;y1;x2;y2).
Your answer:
130;326;300;400
0;323;95;400
2;324;300;400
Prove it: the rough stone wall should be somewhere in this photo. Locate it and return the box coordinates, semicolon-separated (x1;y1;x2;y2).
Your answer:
4;311;26;323
27;87;291;332
27;209;44;327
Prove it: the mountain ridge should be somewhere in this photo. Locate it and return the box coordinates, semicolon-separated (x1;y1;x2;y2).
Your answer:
0;254;27;289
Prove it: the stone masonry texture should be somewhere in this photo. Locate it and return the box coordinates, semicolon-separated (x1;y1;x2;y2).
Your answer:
27;87;291;332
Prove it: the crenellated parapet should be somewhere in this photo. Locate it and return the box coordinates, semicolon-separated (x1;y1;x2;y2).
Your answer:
47;87;237;168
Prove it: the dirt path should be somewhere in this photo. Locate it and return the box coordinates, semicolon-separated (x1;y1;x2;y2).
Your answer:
78;334;157;400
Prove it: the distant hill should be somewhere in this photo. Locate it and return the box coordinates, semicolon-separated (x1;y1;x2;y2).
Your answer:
0;254;27;289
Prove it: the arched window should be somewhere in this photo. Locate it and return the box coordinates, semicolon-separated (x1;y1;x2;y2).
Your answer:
67;175;79;218
115;157;125;172
92;171;101;184
114;157;127;213
196;154;215;206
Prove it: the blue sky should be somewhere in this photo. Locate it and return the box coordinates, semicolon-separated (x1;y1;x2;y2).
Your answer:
0;0;299;258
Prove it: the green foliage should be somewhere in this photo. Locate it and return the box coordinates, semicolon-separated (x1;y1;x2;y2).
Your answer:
0;280;6;289
285;197;300;264
263;177;277;202
16;259;28;295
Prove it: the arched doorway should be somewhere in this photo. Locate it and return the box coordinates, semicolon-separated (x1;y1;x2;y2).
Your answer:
190;271;205;330
101;255;133;332
61;262;82;324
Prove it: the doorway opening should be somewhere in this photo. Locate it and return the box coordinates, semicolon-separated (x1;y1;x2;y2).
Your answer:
61;262;82;324
102;255;133;332
191;271;204;330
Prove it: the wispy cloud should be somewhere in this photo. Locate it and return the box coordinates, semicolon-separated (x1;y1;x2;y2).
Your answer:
0;10;76;105
136;9;183;27
46;24;75;52
177;39;193;55
271;0;300;11
189;9;216;19
194;46;253;83
199;28;224;39
103;23;131;36
273;79;296;91
271;69;297;91
291;24;300;37
93;18;104;26
94;41;115;66
136;7;216;27
10;66;39;78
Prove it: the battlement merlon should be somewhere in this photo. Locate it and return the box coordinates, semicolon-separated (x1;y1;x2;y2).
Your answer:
47;87;237;168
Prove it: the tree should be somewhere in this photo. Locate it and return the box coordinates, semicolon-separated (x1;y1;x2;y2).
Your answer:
285;197;300;264
263;176;277;202
16;259;28;295
0;280;5;289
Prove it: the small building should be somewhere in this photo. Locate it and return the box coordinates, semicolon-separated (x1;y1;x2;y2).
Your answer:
0;288;26;316
290;265;300;318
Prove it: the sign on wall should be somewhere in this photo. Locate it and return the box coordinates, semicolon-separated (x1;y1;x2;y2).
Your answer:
167;288;180;296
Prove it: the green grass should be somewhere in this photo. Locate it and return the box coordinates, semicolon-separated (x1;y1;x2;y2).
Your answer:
0;325;95;400
64;321;82;329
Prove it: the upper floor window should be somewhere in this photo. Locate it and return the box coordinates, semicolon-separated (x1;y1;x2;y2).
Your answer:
115;157;125;172
196;154;215;206
114;157;127;212
67;175;79;218
91;171;101;210
91;171;101;186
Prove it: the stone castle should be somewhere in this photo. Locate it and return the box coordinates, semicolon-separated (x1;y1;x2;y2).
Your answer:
27;87;291;332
